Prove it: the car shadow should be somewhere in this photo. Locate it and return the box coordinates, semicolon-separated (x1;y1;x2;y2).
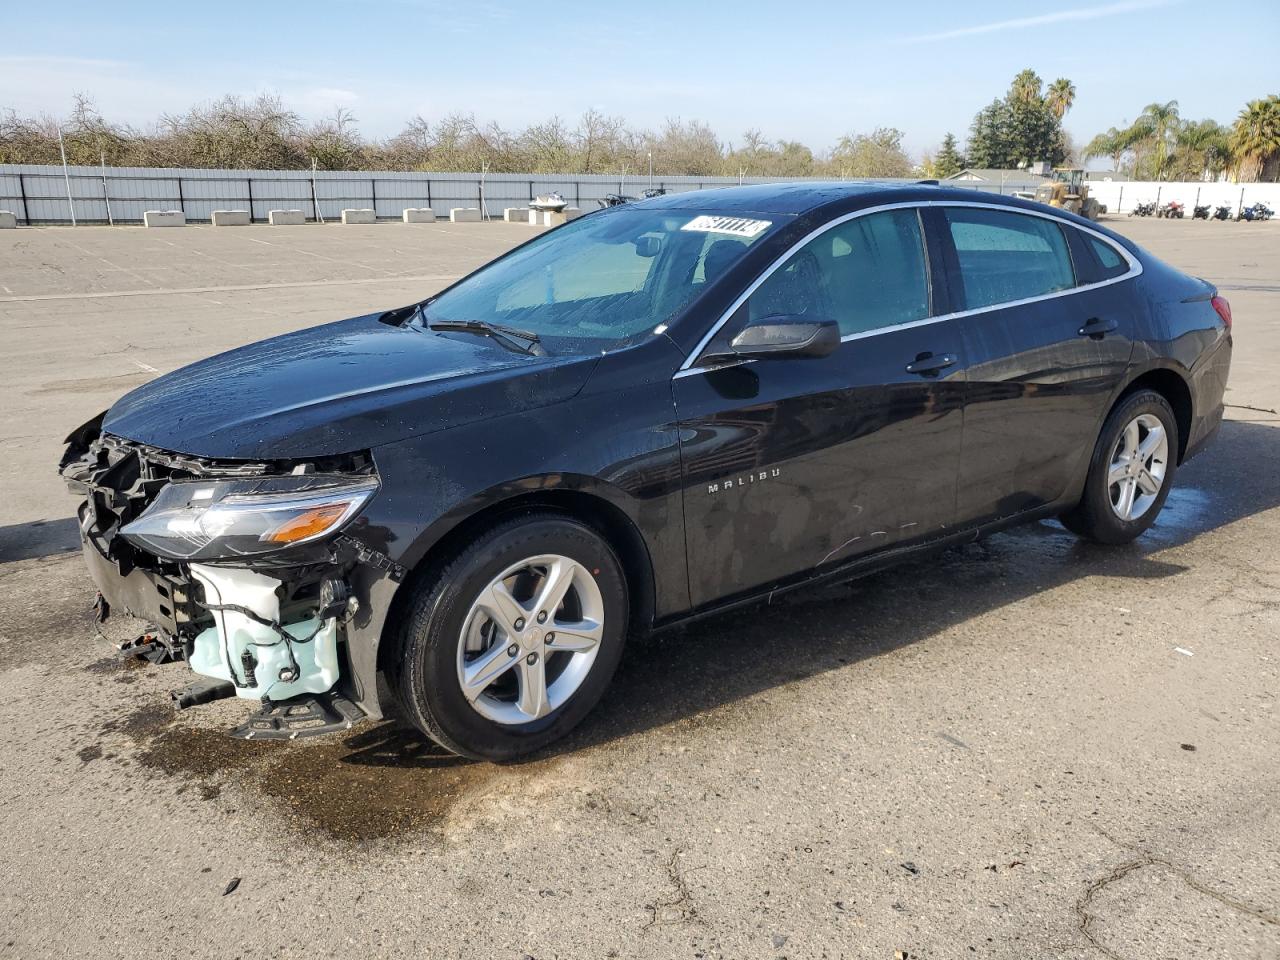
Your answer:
0;516;81;563
550;417;1280;758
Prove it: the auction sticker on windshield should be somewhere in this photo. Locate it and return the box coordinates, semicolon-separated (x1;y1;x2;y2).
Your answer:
681;215;772;238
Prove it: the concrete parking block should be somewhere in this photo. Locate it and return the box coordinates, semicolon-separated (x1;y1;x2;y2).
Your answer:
143;210;185;227
341;208;376;225
402;208;436;223
211;210;251;227
269;209;306;225
0;211;16;228
504;207;531;223
450;207;483;223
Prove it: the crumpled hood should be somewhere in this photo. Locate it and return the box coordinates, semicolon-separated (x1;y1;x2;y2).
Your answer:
103;313;597;459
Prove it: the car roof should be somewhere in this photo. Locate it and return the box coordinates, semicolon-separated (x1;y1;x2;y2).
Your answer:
635;179;1124;245
638;179;1051;219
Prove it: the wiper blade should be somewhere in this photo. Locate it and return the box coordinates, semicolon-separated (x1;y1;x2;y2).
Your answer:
426;319;545;356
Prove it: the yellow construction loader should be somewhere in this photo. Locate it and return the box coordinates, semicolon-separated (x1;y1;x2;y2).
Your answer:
1034;168;1105;220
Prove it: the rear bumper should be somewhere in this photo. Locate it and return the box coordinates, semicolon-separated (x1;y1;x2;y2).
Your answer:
1185;334;1232;462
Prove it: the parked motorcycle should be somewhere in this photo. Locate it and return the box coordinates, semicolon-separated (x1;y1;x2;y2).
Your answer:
1130;201;1156;217
1213;205;1233;220
1237;202;1275;222
1192;204;1211;220
1158;200;1185;219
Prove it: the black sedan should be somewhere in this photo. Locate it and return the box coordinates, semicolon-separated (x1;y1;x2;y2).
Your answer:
60;182;1232;759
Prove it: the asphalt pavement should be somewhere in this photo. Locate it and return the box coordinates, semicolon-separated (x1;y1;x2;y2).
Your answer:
1;216;1277;959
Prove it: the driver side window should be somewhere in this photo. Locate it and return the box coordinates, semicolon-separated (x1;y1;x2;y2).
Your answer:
748;209;931;337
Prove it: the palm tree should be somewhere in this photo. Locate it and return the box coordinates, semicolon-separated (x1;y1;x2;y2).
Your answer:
1174;119;1232;180
1230;95;1280;182
1129;101;1181;179
1046;79;1076;119
1010;69;1043;105
1083;125;1142;173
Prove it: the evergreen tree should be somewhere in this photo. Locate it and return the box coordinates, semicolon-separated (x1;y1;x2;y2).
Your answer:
966;99;1011;168
964;71;1070;170
935;133;964;177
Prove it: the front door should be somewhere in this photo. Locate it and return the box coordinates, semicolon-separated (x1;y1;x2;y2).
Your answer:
936;205;1136;524
674;207;967;609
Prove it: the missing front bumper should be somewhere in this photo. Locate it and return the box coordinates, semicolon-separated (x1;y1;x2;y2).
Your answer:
188;564;342;703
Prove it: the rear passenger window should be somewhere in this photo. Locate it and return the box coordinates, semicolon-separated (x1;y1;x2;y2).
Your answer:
1087;235;1129;281
944;208;1075;310
749;209;930;337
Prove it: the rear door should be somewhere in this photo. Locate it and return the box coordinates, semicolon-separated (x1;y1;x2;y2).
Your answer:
674;207;967;608
936;205;1136;524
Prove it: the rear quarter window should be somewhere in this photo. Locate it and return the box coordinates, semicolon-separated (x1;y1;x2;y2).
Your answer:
944;207;1076;310
1085;234;1130;281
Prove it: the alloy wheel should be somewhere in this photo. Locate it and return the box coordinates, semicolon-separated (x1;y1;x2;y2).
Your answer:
456;554;604;725
1107;413;1168;521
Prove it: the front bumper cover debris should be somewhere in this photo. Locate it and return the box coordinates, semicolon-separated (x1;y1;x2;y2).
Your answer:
230;689;364;740
60;427;388;737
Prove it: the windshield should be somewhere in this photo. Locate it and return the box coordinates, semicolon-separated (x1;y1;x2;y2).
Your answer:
423;208;777;350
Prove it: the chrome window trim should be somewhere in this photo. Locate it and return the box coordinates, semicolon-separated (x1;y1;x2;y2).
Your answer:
675;199;1143;378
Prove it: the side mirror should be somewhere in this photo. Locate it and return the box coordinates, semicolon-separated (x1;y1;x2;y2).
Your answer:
727;315;840;359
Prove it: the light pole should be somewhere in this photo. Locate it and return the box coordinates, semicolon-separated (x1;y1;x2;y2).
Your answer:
648;151;653;189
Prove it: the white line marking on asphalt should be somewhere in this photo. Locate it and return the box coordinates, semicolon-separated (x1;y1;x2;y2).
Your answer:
131;359;160;374
1175;647;1194;657
0;273;462;303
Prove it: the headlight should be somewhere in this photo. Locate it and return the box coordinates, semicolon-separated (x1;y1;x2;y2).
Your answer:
119;474;377;561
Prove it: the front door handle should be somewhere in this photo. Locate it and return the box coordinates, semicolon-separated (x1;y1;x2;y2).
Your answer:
905;352;958;376
1079;317;1119;339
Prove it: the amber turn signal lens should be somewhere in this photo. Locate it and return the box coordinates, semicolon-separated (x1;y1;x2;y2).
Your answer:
263;503;351;543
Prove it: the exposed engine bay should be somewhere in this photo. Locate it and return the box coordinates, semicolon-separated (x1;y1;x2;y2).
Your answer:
60;413;398;738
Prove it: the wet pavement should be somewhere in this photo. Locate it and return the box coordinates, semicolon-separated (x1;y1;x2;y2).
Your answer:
1;218;1278;959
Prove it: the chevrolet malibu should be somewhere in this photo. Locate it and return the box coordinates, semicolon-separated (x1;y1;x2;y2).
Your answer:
60;182;1232;759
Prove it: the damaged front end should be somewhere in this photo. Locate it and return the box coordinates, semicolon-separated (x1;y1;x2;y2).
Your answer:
60;414;401;739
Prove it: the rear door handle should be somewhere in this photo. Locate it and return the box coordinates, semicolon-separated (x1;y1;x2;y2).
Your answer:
1078;317;1118;339
905;352;958;376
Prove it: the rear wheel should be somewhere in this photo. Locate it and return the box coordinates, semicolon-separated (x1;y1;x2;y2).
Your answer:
1060;389;1179;544
390;513;628;760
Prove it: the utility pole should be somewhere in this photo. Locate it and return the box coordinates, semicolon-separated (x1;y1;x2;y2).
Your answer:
101;152;113;227
311;158;324;224
58;127;76;226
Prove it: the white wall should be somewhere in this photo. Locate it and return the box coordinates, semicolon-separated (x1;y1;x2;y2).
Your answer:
1086;180;1280;215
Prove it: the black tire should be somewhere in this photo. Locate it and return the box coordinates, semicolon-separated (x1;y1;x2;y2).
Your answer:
1060;389;1180;545
389;512;628;761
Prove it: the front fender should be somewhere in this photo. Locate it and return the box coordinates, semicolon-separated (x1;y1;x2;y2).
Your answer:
345;356;690;716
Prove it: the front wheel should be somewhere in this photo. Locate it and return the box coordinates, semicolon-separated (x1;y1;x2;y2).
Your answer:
1060;390;1179;544
389;513;628;760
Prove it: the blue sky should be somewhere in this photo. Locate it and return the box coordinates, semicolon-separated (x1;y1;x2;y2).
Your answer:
2;0;1276;160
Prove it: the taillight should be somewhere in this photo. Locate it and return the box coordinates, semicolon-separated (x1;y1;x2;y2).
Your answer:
1211;295;1232;330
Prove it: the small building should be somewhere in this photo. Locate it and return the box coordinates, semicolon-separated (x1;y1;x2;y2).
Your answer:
945;168;1051;191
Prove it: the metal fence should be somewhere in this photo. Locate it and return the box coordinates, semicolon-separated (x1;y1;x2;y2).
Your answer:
0;163;1035;226
0;165;817;225
4;163;1276;225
